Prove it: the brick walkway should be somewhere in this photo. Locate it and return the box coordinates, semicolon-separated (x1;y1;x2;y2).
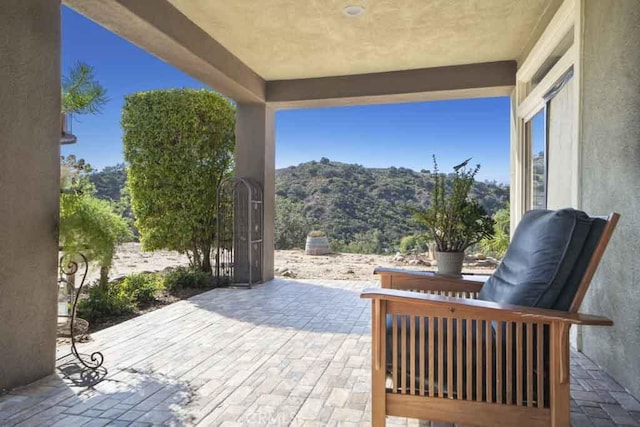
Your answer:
0;279;638;426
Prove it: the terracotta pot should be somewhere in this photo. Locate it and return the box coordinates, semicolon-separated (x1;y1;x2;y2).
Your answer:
435;251;465;276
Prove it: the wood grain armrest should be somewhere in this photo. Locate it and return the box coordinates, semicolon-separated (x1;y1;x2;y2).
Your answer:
360;288;613;326
373;266;485;292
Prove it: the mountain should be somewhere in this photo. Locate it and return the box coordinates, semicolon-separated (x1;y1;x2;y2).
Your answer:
88;158;509;253
275;158;509;252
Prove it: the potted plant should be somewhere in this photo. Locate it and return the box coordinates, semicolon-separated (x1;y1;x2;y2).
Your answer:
414;156;495;275
305;230;331;255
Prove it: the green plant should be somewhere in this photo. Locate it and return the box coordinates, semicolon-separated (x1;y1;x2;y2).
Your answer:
399;234;430;254
59;193;132;287
331;230;384;254
413;156;495;252
163;267;212;291
59;64;128;286
62;62;108;115
307;230;326;238
275;196;310;249
60;155;96;195
122;89;235;272
480;204;510;257
77;282;135;322
121;273;164;305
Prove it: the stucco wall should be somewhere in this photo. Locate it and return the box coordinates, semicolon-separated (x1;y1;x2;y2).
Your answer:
579;0;640;399
0;0;60;390
235;104;275;282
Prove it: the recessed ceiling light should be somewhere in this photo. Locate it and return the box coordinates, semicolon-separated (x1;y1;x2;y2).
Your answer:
343;5;365;17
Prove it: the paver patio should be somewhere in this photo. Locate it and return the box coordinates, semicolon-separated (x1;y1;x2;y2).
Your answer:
0;279;638;426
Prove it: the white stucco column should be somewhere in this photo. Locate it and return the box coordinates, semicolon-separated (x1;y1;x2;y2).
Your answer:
235;103;275;282
0;0;61;390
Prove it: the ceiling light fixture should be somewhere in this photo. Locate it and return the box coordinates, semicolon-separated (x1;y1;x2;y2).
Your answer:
343;5;365;17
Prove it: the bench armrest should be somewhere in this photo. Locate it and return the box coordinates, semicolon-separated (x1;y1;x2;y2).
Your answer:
361;287;613;326
374;266;485;293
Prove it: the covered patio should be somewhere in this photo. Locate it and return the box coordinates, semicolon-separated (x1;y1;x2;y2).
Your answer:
1;279;638;426
1;0;640;425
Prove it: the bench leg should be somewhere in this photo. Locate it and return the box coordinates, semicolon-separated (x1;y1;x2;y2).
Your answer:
550;322;571;427
372;299;387;427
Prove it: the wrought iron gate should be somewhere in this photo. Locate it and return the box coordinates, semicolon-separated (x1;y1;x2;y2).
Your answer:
215;177;263;287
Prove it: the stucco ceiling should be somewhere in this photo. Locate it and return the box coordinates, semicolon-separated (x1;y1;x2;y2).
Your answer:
166;0;558;80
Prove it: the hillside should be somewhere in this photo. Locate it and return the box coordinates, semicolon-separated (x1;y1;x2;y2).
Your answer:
88;158;509;253
275;158;509;252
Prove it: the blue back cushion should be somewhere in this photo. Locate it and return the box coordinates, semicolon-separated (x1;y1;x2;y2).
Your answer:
478;209;594;309
553;216;607;311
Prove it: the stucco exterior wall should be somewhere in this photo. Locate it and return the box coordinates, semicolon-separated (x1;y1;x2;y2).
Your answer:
235;104;275;283
579;0;640;399
0;0;61;390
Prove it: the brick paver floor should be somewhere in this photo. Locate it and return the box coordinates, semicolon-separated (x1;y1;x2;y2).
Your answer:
1;279;638;426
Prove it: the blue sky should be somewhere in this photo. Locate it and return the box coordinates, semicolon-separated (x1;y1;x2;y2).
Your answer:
62;6;511;184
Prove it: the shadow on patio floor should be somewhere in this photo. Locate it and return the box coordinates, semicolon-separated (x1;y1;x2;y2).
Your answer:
0;359;196;426
187;278;373;334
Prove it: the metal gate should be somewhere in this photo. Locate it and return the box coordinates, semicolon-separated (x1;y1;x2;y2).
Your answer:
214;177;263;287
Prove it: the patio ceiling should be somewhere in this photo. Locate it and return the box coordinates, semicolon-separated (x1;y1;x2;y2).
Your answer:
167;0;559;80
64;0;560;105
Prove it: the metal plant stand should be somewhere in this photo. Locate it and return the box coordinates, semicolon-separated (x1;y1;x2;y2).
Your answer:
215;177;263;287
58;252;104;370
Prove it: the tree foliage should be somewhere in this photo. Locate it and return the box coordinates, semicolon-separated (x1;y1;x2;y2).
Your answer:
61;62;108;115
122;89;235;272
332;229;384;254
90;163;126;201
59;155;131;287
89;164;136;236
399;234;430;254
480;203;510;257
275;196;311;249
59;194;132;287
61;155;95;194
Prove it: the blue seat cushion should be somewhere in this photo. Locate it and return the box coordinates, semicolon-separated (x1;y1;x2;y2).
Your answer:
478;208;593;309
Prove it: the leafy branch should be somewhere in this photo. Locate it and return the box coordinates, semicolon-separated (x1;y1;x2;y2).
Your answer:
413;156;495;252
61;61;109;115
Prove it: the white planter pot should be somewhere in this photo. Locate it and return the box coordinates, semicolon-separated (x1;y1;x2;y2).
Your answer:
435;251;465;276
305;236;331;255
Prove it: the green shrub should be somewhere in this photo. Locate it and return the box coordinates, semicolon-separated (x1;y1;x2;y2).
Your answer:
77;282;135;322
163;267;212;291
331;230;384;254
275;196;310;250
121;273;164;305
60;192;132;287
122;89;235;273
480;204;510;258
399;234;429;253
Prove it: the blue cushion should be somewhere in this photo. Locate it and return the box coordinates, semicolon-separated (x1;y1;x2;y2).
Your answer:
478;209;593;309
553;216;607;311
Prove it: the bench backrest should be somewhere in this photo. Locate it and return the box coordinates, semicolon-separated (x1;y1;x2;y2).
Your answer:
478;209;619;312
